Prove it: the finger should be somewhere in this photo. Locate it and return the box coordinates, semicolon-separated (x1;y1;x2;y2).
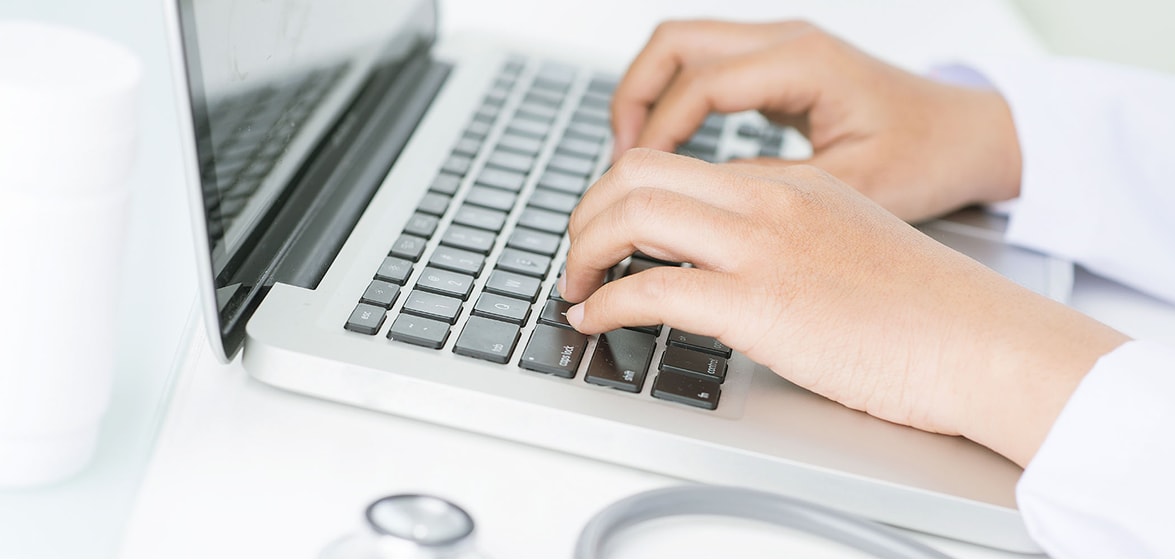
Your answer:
634;44;823;154
569;149;758;240
722;148;862;184
612;20;812;159
566;267;738;342
562;187;748;303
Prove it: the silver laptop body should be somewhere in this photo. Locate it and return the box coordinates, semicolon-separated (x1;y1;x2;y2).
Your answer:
166;0;1072;552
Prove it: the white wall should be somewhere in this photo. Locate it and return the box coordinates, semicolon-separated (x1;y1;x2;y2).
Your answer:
1013;0;1175;74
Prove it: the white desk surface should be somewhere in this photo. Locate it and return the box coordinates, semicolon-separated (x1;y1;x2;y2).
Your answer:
3;0;1173;557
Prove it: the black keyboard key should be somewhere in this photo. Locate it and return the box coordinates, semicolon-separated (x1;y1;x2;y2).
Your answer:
538;170;588;195
585;329;656;393
564;121;609;142
517;207;569;234
344;303;387;335
524;89;563;108
736;123;763;139
626;325;663;336
374;256;414;284
472;293;531;325
390;234;427;261
652;371;721;410
546;153;596;178
516;103;559;123
660;345;728;383
360;280;402;309
473;103;498;123
496;248;550;278
440;224;496;255
506;118;549;139
453;205;507;232
548;279;565;302
441;154;473;176
538;298;574;329
579;91;610;110
700;113;725;134
519;324;588;378
452;135;482;157
682;133;720;154
430;172;462;195
484;270;541;302
453;316;521;364
416;192;451;216
465;119;492;140
497;133;544;156
625;256;670;277
507;227;562;256
416;267;475;300
403;212;439;238
501;57;525;75
429;245;485;276
485;86;509;106
476;167;527;193
532;76;570;94
486;150;534;174
465;185;517;212
572;107;609;127
677;144;718;163
557;137;602;160
387;313;450;349
588;75;618;94
666;329;732;358
401;290;464;324
527;188;579;215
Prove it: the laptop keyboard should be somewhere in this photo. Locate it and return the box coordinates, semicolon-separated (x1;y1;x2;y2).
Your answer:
342;56;755;412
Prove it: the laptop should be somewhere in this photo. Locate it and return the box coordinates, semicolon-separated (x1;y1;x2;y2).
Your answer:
166;0;1071;552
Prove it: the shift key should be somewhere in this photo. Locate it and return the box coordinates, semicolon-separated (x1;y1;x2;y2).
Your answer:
519;324;588;378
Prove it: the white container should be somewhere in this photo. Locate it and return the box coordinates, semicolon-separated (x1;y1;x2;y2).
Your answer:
0;21;142;487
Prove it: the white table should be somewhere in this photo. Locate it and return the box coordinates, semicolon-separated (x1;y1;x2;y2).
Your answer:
5;0;1173;557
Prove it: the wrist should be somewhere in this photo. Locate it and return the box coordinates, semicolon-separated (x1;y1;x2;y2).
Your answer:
949;87;1023;207
951;283;1129;467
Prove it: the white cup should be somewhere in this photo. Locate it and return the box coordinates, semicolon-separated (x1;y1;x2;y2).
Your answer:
0;21;142;487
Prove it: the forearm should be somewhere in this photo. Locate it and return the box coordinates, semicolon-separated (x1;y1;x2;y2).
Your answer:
950;278;1130;467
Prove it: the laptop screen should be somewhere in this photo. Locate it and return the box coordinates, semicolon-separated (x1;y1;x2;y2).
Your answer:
175;0;437;358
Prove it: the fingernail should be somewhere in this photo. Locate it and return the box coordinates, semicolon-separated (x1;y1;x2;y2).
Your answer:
557;275;567;298
566;303;584;329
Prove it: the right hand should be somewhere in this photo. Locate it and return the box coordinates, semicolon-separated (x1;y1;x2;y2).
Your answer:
610;20;1023;223
562;149;1129;467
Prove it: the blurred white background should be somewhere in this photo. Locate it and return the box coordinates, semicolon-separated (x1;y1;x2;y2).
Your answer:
0;0;1170;556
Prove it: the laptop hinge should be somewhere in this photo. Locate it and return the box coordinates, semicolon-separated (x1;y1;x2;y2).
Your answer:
219;47;452;342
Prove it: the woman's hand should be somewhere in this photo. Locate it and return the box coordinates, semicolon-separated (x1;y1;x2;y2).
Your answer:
610;20;1022;223
562;149;1128;467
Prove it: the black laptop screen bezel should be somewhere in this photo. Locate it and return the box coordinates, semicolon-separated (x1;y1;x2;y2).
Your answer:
174;0;439;360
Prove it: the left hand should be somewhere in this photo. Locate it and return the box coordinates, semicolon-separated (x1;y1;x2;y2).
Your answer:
609;20;1022;223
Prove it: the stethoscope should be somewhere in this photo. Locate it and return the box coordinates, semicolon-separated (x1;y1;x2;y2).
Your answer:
322;486;948;558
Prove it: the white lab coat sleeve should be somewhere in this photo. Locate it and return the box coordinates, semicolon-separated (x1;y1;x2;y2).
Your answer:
933;58;1175;556
967;56;1175;304
1015;340;1175;557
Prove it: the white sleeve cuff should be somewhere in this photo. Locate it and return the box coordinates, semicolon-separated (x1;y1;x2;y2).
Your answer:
954;57;1175;305
1016;340;1175;557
